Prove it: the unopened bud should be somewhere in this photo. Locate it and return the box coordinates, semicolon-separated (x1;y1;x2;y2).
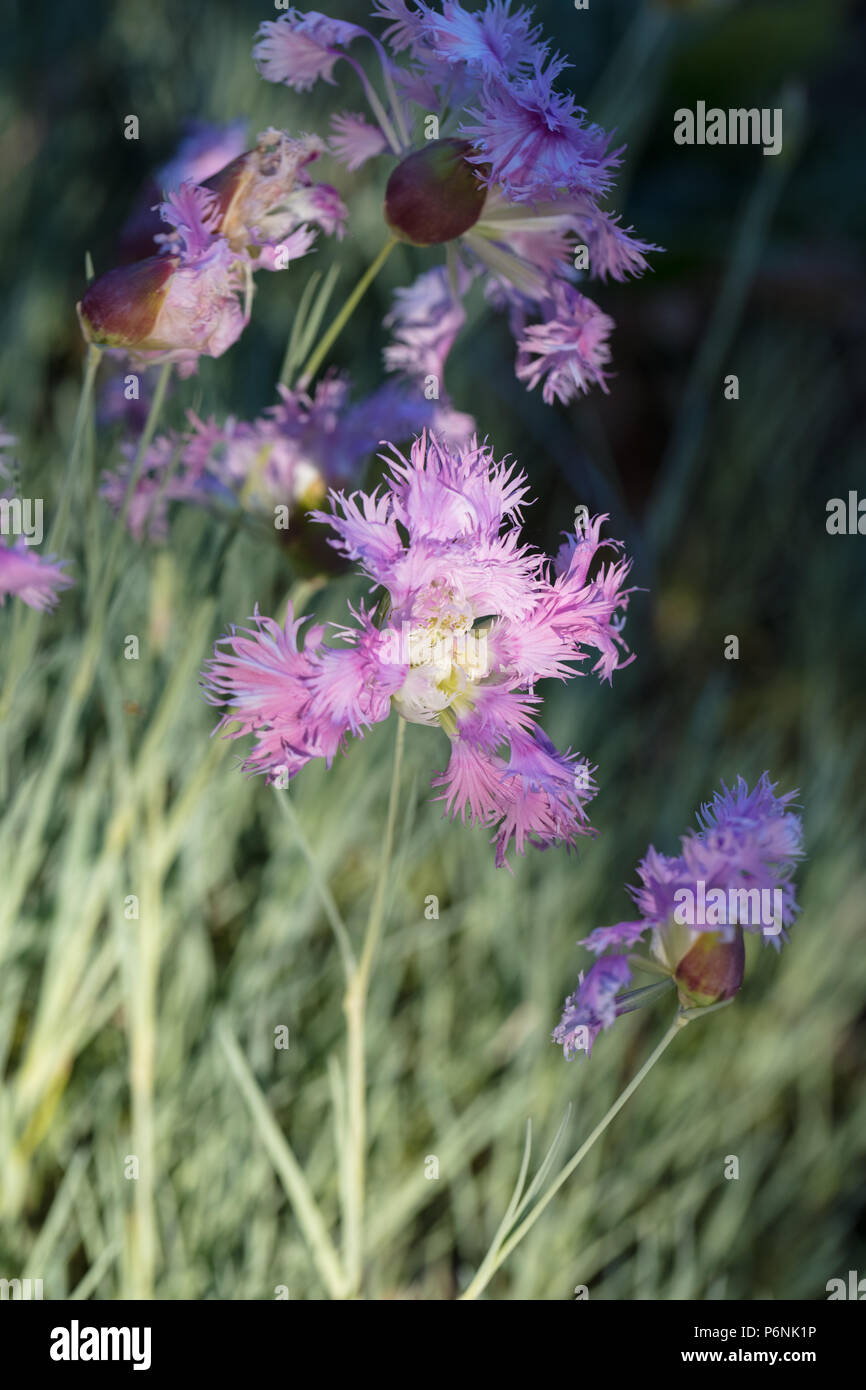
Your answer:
674;927;745;1009
77;256;178;349
77;246;245;367
384;139;488;246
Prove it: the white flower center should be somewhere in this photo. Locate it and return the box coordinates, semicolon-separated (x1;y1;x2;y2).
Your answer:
387;596;490;726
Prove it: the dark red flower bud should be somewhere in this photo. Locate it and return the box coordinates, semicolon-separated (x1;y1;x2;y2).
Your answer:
674;927;746;1009
77;256;179;349
384;139;488;246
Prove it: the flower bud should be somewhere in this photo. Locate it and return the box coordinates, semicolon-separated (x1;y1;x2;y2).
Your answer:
77;247;246;369
77;256;179;350
673;927;745;1009
384;139;488;246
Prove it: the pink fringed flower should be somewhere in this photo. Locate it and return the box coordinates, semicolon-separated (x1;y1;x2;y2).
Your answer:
78;187;248;378
118;119;249;263
329;112;389;170
203;431;634;868
253;11;369;91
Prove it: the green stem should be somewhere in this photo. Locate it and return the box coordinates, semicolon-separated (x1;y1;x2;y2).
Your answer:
91;361;172;617
380;62;411;150
460;1012;689;1301
614;977;676;1015
277;790;356;979
626;951;672;979
0;346;102;734
217;1017;348;1299
127;787;162;1299
49;343;103;553
296;237;398;389
349;61;402;157
343;717;406;1296
0;362;174;951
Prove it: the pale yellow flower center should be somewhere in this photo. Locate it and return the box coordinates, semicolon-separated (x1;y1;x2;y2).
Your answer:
389;603;490;726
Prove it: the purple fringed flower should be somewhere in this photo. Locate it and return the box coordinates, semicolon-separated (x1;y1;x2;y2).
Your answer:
202;431;634;868
371;0;428;54
0;539;73;611
554;774;805;1058
516;286;613;405
426;0;544;75
253;2;660;405
460;55;621;203
253;11;369;92
552;955;631;1059
383;265;476;437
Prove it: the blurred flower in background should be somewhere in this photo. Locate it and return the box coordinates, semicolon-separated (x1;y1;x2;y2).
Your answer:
96;369;163;435
100;371;439;541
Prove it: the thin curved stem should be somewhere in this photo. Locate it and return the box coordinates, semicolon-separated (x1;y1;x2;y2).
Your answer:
296;237;398;389
380;62;410;150
276;790;356;980
0;345;102;734
343;717;406;1296
49;343;103;553
460;1012;689;1301
342;52;402;155
218;1016;348;1299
